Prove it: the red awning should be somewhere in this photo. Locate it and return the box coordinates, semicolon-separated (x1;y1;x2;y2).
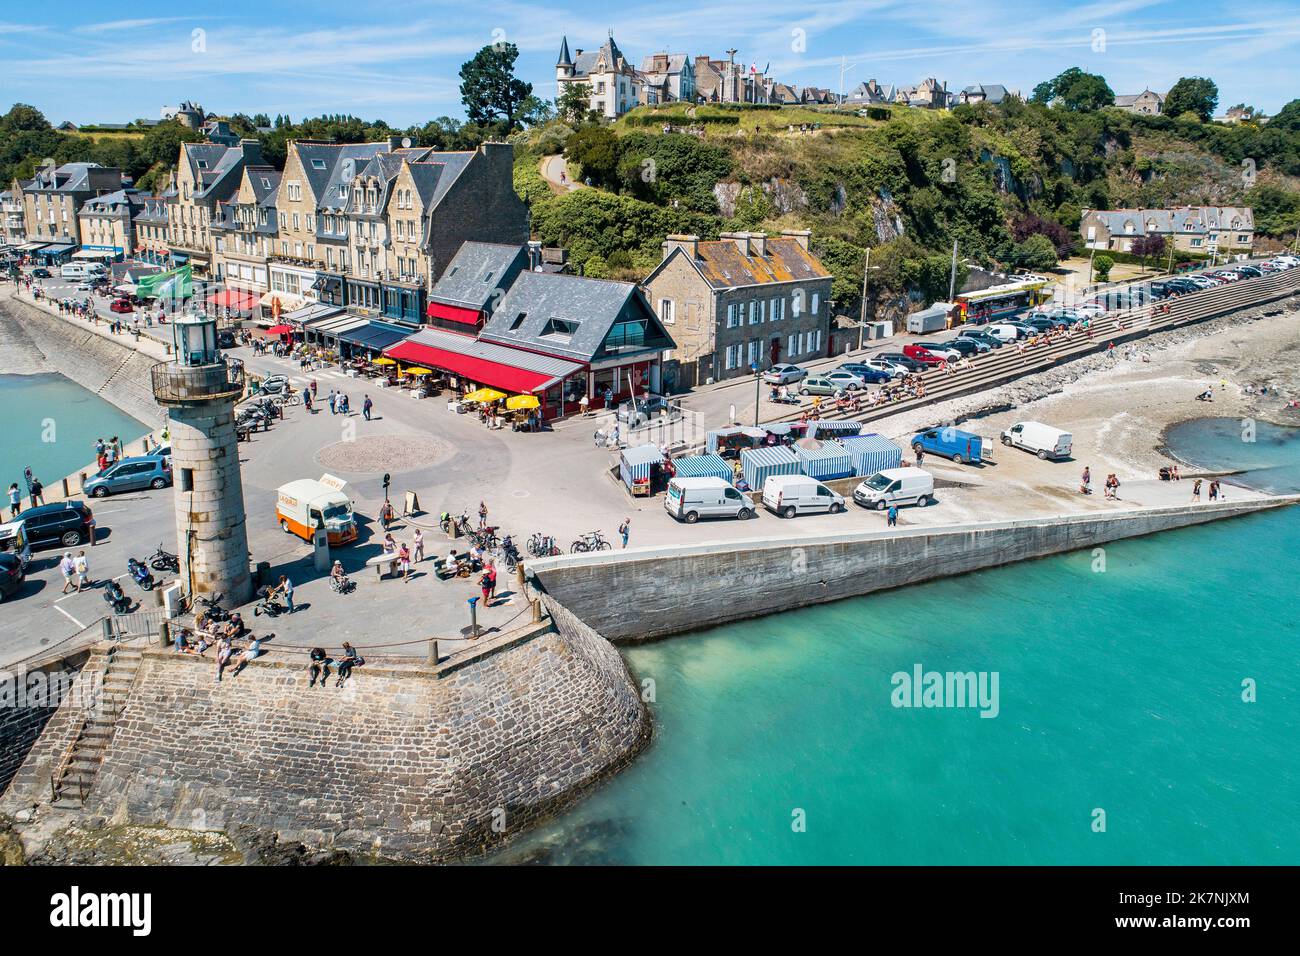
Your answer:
386;341;560;394
426;301;481;325
264;324;295;336
207;289;260;311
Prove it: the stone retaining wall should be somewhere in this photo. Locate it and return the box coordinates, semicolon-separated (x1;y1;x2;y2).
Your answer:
0;649;94;795
1;618;649;862
527;496;1299;642
0;294;164;428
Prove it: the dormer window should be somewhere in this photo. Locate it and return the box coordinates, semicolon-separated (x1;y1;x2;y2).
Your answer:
540;318;578;339
311;159;327;170
508;312;527;332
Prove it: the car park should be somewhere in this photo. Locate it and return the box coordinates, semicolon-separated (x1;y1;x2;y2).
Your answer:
762;364;807;386
83;456;172;497
835;363;892;384
13;501;95;549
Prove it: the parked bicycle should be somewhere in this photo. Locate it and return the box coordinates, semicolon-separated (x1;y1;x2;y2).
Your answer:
570;531;612;553
149;543;179;573
470;525;500;551
440;510;473;537
526;532;561;557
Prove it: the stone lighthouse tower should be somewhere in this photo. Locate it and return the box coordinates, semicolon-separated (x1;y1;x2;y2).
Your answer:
151;313;252;606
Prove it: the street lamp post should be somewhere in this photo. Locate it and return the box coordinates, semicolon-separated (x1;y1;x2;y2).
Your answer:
856;246;878;352
751;361;762;426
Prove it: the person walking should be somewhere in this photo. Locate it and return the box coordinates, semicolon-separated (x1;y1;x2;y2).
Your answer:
478;501;489;530
887;505;898;527
7;483;20;518
1208;479;1220;502
399;542;412;582
915;447;924;468
486;560;498;602
619;518;631;549
303;389;313;412
479;568;493;607
1191;478;1202;502
379;500;395;531
412;528;424;563
74;551;90;592
1080;466;1091;495
59;552;77;594
275;575;295;614
29;476;44;507
328;389;337;415
363;395;373;421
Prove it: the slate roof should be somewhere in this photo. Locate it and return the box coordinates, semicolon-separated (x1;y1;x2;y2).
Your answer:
428;242;529;312
1086;205;1253;235
569;36;631;79
639;53;689;75
961;84;1010;104
79;189;140;217
25;162;119;194
132;196;168;224
669;236;831;289
294;142;392;212
479;271;671;363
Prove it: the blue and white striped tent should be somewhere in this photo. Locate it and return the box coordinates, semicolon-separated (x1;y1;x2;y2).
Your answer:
620;443;662;489
740;445;801;490
806;420;864;441
673;454;733;482
838;434;903;477
706;426;766;455
796;441;855;480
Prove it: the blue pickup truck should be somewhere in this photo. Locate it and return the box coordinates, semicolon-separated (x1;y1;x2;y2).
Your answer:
909;428;984;465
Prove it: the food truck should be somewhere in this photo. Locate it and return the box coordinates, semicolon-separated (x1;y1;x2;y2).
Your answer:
275;474;357;545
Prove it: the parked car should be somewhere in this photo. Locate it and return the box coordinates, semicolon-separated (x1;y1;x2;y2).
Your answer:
824;369;868;391
619;394;672;427
835;363;892;384
762;363;807;386
83;456;172;497
665;477;756;523
853;467;935;510
109;297;134;313
969;325;1016;344
934;337;983;356
762;474;846;518
217;330;237;349
914;342;962;361
798;375;841;396
31;268;52;279
874;352;926;373
902;344;945;365
1000;421;1073;460
864;357;909;378
15;501;95;549
0;552;24;602
1233;265;1262;278
911;427;985;465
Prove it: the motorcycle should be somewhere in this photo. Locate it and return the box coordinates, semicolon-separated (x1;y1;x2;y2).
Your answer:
148;544;179;573
102;579;132;615
127;557;155;591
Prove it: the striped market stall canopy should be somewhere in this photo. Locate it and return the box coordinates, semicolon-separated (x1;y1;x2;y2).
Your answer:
796;441;855;481
620;443;663;489
705;426;767;455
672;454;734;482
806;420;864;441
838;434;903;477
740;445;801;490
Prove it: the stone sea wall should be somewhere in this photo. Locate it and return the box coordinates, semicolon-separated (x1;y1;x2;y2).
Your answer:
0;294;164;428
527;497;1299;643
0;650;91;794
1;613;650;862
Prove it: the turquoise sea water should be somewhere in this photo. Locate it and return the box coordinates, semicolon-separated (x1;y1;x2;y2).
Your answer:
0;373;147;493
498;418;1300;865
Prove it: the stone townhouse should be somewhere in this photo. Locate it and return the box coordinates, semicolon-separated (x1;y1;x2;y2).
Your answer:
132;196;170;263
210;165;281;298
1080;205;1255;256
640;230;833;388
845;80;896;106
556;35;644;119
77;188;143;261
163;140;264;277
1112;89;1164;115
957;84;1013;105
14;162;126;253
693;53;766;104
2;189;27;247
638;53;695;105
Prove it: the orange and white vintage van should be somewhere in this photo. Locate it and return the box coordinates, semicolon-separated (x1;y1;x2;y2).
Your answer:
275;474;357;545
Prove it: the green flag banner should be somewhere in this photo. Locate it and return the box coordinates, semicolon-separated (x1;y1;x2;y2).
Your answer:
135;264;193;302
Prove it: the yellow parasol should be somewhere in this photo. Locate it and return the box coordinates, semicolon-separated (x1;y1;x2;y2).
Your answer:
405;367;432;376
372;356;395;366
463;387;507;403
505;394;540;410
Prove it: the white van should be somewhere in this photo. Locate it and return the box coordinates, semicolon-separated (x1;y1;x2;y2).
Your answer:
853;467;935;510
60;262;96;279
665;477;756;523
762;474;846;518
983;323;1021;343
1000;421;1072;460
275;474;357;545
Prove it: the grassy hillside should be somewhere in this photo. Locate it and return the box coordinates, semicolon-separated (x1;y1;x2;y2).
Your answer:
514;99;1300;309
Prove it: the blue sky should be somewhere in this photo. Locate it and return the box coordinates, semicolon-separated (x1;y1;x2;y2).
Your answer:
3;0;1298;126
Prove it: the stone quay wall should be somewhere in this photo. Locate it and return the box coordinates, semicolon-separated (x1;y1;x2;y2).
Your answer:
0;649;92;794
2;615;650;862
0;293;164;429
526;497;1299;643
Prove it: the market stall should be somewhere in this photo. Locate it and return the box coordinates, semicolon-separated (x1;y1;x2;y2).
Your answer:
740;445;801;492
672;454;734;483
805;420;863;441
620;443;664;496
795;440;855;480
838;434;903;477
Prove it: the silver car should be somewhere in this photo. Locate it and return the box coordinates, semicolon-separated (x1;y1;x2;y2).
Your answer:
762;364;807;386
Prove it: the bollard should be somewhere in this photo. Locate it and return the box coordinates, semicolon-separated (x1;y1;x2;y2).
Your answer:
153;586;164;607
62;477;70;498
531;598;543;624
101;618;114;642
79;472;86;491
428;639;439;666
158;620;170;648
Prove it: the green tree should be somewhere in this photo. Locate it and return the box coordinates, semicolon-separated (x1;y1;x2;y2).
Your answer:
1034;68;1114;112
1012;234;1058;270
1163;77;1218;123
138;120;203;169
1268;98;1300;133
564;125;621;186
1093;254;1115;282
459;42;534;133
556;82;595;126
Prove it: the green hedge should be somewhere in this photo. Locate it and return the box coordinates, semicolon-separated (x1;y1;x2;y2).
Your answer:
623;112;741;127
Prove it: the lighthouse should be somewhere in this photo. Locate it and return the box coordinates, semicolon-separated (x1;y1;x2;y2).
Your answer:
151;312;252;606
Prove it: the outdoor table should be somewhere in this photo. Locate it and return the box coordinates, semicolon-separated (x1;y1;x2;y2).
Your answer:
365;552;401;579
